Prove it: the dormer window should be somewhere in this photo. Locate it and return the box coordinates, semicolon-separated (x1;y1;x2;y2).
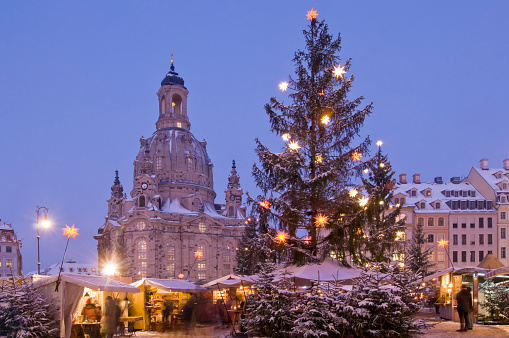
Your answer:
501;196;507;203
420;202;426;209
422;189;431;197
504;183;508;190
400;197;405;205
408;189;417;197
435;202;441;209
444;190;451;197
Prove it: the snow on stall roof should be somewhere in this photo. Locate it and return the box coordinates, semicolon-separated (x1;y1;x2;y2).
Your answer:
33;273;140;293
131;278;206;293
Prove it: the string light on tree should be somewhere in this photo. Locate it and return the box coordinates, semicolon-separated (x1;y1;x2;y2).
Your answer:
282;133;291;141
359;197;369;207
379;163;385;168
333;64;346;79
260;200;270;209
315;154;323;163
318;89;324;96
314;214;329;227
363;168;369;174
321;115;330;125
279;81;289;91
288;141;301;150
306;8;318;21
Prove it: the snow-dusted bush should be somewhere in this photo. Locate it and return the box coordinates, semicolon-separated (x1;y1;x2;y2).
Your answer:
0;280;58;337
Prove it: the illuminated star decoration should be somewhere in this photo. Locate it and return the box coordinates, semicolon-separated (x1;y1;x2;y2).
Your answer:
282;133;290;141
351;151;362;161
333;64;346;79
438;239;448;247
276;231;287;242
314;214;329;227
315;154;323;163
279;81;289;91
62;224;79;239
194;250;203;258
306;8;318;21
349;189;358;198
321;115;330;125
359;197;369;207
363;168;369;173
304;236;311;244
289;141;300;150
260;200;270;209
377;140;383;147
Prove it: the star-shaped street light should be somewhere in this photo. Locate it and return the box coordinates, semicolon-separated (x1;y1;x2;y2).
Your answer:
62;224;79;239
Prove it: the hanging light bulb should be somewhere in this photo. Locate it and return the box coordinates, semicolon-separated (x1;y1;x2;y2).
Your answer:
279;82;289;91
379;200;384;205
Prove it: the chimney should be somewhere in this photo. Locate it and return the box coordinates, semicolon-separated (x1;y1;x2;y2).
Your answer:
413;173;421;184
434;177;443;184
451;177;460;184
480;158;489;170
503;159;509;171
399;173;407;184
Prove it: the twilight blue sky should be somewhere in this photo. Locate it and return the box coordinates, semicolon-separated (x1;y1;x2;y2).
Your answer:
1;1;508;274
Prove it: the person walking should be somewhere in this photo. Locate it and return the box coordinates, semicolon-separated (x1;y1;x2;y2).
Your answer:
456;284;472;332
466;286;474;330
101;296;119;338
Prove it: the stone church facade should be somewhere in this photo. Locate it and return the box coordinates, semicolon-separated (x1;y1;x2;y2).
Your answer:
95;60;246;282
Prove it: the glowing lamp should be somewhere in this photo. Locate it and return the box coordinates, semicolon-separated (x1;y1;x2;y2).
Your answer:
178;273;184;279
276;231;287;242
41;214;50;228
316;154;323;163
103;263;117;276
279;82;289;91
379;200;384;205
438;240;448;247
321;115;330;125
172;102;176;107
380;163;385;168
376;140;383;147
359;197;368;207
282;133;290;141
244;247;248;251
363;168;369;173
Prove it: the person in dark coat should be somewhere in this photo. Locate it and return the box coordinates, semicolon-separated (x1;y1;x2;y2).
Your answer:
456;284;472;332
101;296;119;338
466;287;474;330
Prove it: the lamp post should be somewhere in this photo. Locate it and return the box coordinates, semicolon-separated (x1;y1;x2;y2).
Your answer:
438;239;454;268
187;250;202;280
36;206;50;275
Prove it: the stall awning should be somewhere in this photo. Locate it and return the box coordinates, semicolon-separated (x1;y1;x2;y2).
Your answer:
423;267;488;282
131;278;206;293
202;274;256;289
32;273;140;293
486;266;509;279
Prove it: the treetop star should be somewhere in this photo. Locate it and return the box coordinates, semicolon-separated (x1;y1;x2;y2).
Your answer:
62;224;79;239
306;8;318;21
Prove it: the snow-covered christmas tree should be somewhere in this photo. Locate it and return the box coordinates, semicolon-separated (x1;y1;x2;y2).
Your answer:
0;279;59;337
252;8;373;264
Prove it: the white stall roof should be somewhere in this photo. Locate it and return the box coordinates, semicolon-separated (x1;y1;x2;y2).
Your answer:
131;278;206;293
486;266;509;279
32;273;140;293
202;274;255;288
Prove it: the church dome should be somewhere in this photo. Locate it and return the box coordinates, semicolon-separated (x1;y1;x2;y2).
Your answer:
161;63;186;88
134;127;215;203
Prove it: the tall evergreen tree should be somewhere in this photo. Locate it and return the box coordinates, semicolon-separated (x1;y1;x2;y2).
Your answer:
252;11;373;264
406;222;435;275
356;146;406;263
234;216;259;275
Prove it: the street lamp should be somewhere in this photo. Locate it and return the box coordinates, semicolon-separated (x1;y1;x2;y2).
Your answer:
36;206;50;275
438;239;454;268
187;250;202;280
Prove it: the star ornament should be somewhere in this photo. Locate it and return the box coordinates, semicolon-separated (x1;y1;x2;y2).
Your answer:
351;151;362;161
333;64;346;79
279;81;289;91
349;189;358;198
306;8;318;21
314;214;329;227
282;133;291;141
321;115;330;125
62;224;79;239
260;200;270;209
288;141;301;150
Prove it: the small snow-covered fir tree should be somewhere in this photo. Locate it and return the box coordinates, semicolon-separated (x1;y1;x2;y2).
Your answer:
252;11;373;264
406;222;435;276
357;146;406;263
480;280;509;321
337;263;429;337
0;279;59;337
292;286;343;337
243;261;297;337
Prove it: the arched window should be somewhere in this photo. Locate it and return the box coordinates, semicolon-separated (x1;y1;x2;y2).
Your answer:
167;242;175;278
172;94;182;114
138;240;147;278
187;157;194;172
196;243;206;280
160;97;166;115
139;196;146;208
228;206;235;217
155;157;162;171
198;221;206;233
193;198;203;212
224;245;231;263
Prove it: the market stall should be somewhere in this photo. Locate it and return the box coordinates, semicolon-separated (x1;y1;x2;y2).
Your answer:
32;273;140;338
130;278;206;331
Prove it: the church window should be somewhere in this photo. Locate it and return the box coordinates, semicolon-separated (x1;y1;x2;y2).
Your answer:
172;94;182;114
196;243;206;280
223;264;231;273
192;198;203;211
136;220;147;231
177;122;182;128
224;245;231;263
156;157;162;170
228;206;235;218
167;263;175;278
6;259;12;268
160;97;166;115
198;221;206;233
167;242;175;278
187;158;195;172
138;241;147;278
197;263;206;280
139;196;146;208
